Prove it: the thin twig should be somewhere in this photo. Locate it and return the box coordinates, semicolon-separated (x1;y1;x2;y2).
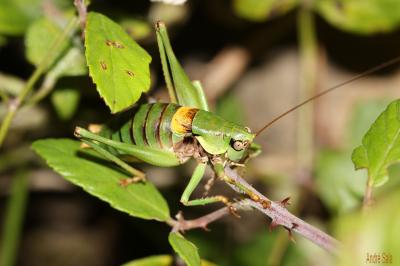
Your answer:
74;0;87;34
167;167;340;254
223;167;341;254
167;200;251;232
0;18;78;148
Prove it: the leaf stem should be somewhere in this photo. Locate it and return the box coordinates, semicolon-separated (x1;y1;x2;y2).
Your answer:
0;17;78;148
363;177;374;209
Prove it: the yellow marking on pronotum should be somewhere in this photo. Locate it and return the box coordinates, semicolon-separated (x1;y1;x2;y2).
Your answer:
171;107;199;134
88;124;103;133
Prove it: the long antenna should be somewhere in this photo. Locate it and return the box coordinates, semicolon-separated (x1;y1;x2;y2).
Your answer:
255;55;400;137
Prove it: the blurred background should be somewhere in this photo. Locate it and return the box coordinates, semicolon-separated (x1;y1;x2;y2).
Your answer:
1;0;400;265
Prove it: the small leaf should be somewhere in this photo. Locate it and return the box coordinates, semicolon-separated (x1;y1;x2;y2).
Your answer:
51;88;80;120
0;0;41;35
25;18;71;69
0;73;24;96
32;139;170;221
233;0;297;22
119;18;152;41
352;99;400;187
85;12;152;113
169;232;201;266
315;0;400;34
316;150;366;214
121;255;173;266
50;47;87;77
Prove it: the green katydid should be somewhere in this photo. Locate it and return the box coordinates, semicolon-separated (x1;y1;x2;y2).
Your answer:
75;21;400;214
75;21;268;212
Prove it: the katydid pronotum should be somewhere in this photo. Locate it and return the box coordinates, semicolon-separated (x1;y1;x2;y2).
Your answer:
74;21;400;218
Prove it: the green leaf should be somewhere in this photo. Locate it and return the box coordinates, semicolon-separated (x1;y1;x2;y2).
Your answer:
0;0;41;35
316;150;366;214
50;47;87;77
315;0;400;34
352;99;400;187
122;255;173;266
25;18;71;69
121;255;216;266
119;18;152;41
51;88;80;120
233;0;297;22
85;12;151;113
0;73;24;96
168;232;201;266
32;139;170;221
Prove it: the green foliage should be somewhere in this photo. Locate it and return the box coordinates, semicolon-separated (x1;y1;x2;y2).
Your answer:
31;139;170;221
25;18;71;68
119;18;152;41
122;255;216;266
0;0;42;35
233;0;297;21
315;0;400;34
316;150;366;214
122;255;173;266
352;99;400;187
51;88;80;120
335;189;400;266
232;0;400;35
85;12;151;113
168;232;201;266
48;46;87;78
348;100;392;148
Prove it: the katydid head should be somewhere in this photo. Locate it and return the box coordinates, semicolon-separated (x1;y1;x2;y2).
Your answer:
191;110;259;162
225;126;257;162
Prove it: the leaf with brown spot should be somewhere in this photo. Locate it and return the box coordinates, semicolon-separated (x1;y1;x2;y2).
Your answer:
85;12;151;113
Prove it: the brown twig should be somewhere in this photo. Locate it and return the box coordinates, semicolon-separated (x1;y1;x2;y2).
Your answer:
223;167;341;254
167;167;340;254
74;0;87;34
167;200;251;232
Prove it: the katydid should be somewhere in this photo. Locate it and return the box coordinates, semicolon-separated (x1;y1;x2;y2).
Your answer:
75;21;400;214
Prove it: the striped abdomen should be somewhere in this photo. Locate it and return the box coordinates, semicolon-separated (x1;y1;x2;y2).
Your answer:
101;103;196;152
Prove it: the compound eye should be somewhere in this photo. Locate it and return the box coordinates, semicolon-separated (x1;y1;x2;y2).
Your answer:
232;140;244;151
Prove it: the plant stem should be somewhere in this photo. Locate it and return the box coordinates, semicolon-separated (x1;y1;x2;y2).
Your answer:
224;167;340;254
0;17;78;148
0;170;29;266
169;167;341;254
167;200;251;232
363;177;373;209
297;5;318;171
